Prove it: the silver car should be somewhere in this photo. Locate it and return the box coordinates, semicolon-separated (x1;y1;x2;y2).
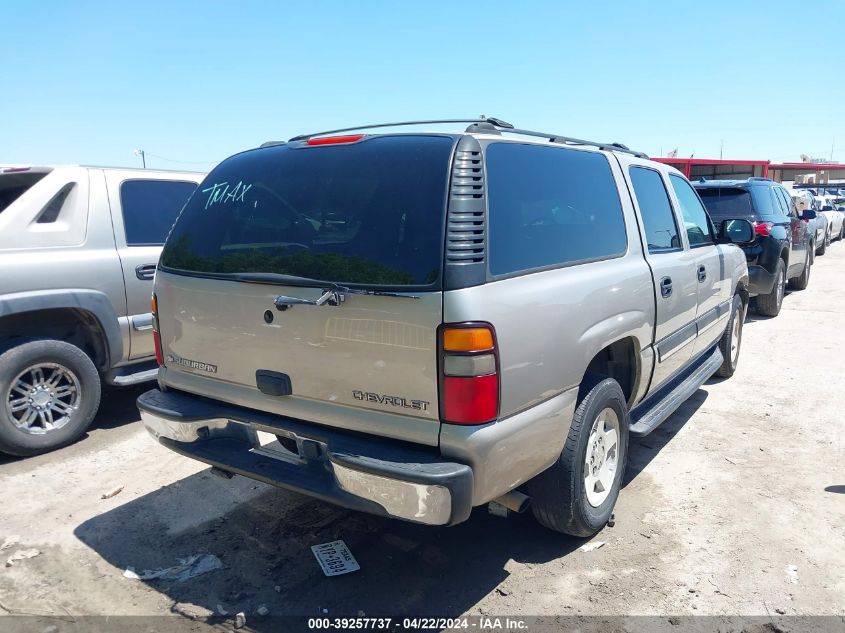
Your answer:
139;119;751;536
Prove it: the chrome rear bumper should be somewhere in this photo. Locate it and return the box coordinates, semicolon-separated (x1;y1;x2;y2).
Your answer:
138;389;473;526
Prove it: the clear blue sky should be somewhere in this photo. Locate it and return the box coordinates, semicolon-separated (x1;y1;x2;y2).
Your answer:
3;1;844;170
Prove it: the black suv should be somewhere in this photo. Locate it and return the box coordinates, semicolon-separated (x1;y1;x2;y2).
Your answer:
694;178;815;317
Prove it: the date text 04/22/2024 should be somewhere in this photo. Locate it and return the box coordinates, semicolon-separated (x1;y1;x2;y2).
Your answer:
307;617;529;630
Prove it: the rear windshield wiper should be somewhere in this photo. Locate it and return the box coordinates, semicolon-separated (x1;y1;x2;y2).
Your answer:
273;284;418;310
225;272;418;297
221;272;419;309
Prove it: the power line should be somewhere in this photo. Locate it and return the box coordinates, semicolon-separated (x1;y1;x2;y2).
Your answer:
142;152;218;166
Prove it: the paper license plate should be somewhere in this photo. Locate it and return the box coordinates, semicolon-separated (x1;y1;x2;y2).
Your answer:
311;540;360;576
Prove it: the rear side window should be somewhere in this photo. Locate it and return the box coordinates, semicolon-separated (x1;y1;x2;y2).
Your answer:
776;187;796;217
486;143;626;276
770;188;788;216
629;167;680;252
669;174;713;247
0;172;49;213
696;187;755;218
120;180;198;246
161;135;454;287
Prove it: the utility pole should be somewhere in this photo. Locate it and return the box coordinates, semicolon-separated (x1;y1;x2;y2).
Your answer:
134;149;146;169
720;139;723;160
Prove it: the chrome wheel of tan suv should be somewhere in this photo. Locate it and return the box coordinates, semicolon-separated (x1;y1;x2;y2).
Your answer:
5;363;81;434
0;339;101;456
584;407;620;507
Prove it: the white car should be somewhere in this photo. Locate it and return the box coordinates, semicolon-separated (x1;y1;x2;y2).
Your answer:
814;195;844;241
791;190;829;254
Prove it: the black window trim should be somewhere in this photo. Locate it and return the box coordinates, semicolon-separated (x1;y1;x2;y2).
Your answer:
482;139;629;282
669;173;715;249
628;165;684;255
118;178;199;247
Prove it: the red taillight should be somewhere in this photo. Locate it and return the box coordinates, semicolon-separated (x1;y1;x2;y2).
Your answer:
754;221;773;237
440;323;499;425
306;134;365;146
151;294;163;366
803;218;810;223
443;375;498;424
153;331;164;366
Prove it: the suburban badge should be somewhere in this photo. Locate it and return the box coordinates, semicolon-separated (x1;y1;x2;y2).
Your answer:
165;354;218;374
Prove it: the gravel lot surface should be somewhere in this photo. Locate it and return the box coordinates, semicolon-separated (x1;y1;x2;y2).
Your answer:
2;246;844;629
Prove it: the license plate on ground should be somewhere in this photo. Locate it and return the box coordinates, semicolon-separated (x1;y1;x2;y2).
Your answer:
311;540;360;577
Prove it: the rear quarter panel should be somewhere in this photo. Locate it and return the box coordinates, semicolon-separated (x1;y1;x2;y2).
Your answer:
0;167;127;339
443;254;654;419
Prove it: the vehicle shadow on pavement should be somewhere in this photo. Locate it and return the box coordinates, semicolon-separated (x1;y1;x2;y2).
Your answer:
74;470;580;620
91;385;149;430
73;390;706;623
623;388;706;487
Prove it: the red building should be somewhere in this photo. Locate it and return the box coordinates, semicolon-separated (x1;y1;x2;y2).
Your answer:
651;157;845;184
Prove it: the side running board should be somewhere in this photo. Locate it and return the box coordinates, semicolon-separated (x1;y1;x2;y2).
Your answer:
629;346;723;437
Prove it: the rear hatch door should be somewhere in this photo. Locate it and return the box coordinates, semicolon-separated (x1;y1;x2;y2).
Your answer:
155;134;455;446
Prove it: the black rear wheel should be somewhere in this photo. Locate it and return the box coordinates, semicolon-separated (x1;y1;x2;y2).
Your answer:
715;295;744;378
788;250;811;291
756;259;785;317
527;376;629;537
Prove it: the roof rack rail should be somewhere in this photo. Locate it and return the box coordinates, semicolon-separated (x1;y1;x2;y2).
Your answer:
289;118;514;142
497;127;649;158
287;117;648;158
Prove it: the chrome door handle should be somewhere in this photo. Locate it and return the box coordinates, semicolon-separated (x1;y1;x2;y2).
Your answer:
135;264;156;281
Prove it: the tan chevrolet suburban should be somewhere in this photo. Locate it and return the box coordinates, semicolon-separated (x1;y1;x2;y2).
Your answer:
138;118;752;536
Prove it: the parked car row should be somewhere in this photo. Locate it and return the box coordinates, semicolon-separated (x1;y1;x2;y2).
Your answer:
1;121;841;540
692;177;844;316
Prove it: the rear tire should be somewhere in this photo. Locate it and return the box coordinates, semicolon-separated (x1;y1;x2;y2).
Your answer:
756;259;785;317
0;339;101;456
527;375;629;537
715;295;743;378
816;236;826;256
788;250;811;290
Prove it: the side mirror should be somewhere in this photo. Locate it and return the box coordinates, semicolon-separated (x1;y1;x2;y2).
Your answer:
801;209;817;220
719;218;755;244
822;206;834;212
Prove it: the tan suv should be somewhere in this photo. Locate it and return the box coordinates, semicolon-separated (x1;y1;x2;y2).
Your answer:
139;119;751;536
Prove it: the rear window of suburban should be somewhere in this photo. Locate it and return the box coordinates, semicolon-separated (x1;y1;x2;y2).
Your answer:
160;135;454;287
485;143;627;276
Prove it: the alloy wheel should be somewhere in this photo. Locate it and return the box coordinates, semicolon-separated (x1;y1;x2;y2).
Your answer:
5;363;81;434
